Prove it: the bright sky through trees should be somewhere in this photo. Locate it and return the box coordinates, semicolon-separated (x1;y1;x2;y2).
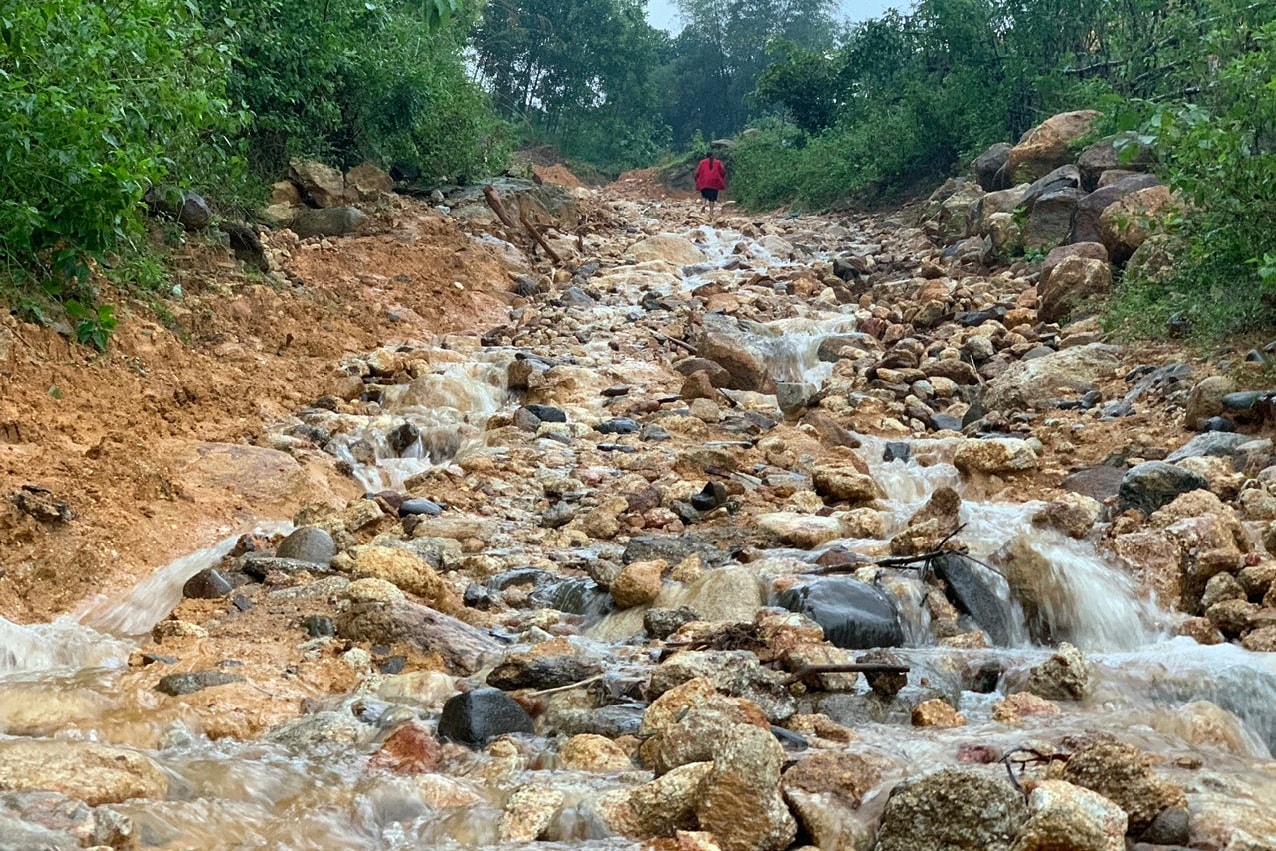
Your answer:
646;0;900;32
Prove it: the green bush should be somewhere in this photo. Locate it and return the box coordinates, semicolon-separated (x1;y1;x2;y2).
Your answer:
0;0;239;284
1111;19;1276;341
211;0;505;182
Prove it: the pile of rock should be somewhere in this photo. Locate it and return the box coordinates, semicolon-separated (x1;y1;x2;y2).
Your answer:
922;110;1175;325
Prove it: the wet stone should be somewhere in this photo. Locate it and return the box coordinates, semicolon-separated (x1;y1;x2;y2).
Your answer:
436;688;534;747
156;670;247;696
1139;805;1190;846
182;567;233;599
874;768;1028;851
486;655;604;691
883;441;911;462
523;404;567;423
398;498;442;517
860;649;908;697
931;552;1012;645
775;578;905;649
645;606;701;639
241;554;323;581
276;526;337;565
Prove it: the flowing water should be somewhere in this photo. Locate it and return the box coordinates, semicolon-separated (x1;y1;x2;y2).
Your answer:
2;215;1275;846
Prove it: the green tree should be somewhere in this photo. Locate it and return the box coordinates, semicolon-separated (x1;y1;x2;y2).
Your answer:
659;0;837;144
472;0;669;170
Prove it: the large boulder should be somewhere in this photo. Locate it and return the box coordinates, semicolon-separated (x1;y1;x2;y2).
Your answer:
983;344;1121;413
1061;741;1187;835
290;206;369;238
628;234;707;265
1020;165;1082;212
1070;174;1160;244
695;723;798;851
695;314;773;393
775;578;905;649
1024;187;1086;250
1117;461;1208;514
437;688;535;747
1006;110;1102;183
973;142;1013;190
288;158;348;207
344;161;394;199
972;185;1030;235
1077;132;1155;191
1010;780;1127;851
875;769;1028;851
1038;255;1112;323
937;181;986;242
1099;185;1175;264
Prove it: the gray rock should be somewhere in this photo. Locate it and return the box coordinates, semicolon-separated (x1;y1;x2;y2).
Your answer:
177;191;211;230
931;553;1013;645
875;769;1028;851
1024;187;1086;250
182;567;232;599
156;670;246;696
486;654;603;691
973;142;1013;190
290;206;368;238
335;599;501;675
240;554;323;581
983;344;1121;413
276;526;336;566
1139;805;1190;845
775;578;905;649
437;688;534;747
1061;465;1126;501
1020;164;1081;212
1070;174;1160;243
1163;431;1252;463
1077;132;1155;190
1117;462;1208;514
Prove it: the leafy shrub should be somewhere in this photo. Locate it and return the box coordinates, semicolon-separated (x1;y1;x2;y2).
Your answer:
0;0;239;284
1112;19;1276;340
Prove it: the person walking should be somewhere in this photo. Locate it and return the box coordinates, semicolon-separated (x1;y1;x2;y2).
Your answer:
694;151;727;221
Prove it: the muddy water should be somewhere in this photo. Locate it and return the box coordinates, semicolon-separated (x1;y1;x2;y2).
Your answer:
2;211;1275;847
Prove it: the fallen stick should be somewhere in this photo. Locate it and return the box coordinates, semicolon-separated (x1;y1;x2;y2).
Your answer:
482;185;518;229
518;204;562;264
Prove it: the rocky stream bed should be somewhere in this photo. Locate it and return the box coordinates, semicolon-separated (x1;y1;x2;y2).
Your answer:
1;176;1275;850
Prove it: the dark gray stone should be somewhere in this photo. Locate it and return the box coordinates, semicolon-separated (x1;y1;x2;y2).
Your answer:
595;417;639;435
437;688;534;747
241;554;324;581
398;498;442;517
644;606;701;639
558;286;596;307
1020;165;1081;212
303;615;335;637
883;442;911;463
387;422;420;454
1164;431;1252;463
930;553;1012;645
522;404;567;423
972;142;1012;190
276;527;336;566
1118;461;1208;514
182;567;232;599
486;655;603;691
178;191;211;230
775;578;905;649
1139;805;1190;846
157;670;246;696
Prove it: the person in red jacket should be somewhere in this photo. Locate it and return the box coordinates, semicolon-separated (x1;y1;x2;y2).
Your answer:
694;151;727;221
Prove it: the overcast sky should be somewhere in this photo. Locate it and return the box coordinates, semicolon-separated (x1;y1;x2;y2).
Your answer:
646;0;905;33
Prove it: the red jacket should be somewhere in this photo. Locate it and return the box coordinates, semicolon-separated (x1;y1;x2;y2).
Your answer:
694;157;727;191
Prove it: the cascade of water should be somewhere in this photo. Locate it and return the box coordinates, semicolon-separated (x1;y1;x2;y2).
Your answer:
77;522;291;639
